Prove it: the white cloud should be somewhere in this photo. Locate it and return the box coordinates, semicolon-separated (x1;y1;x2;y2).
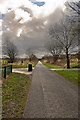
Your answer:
15;9;32;23
17;28;22;37
0;0;66;17
44;21;48;25
0;20;2;27
0;30;3;36
0;20;2;36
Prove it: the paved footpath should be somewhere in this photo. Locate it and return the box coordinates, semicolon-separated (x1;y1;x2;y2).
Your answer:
12;68;34;75
23;62;78;118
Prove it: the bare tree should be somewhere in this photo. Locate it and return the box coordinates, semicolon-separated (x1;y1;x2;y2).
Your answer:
46;40;62;63
65;1;80;55
49;15;78;68
3;38;18;63
65;1;80;15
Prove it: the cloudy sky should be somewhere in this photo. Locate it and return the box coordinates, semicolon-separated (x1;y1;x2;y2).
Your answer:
0;0;67;58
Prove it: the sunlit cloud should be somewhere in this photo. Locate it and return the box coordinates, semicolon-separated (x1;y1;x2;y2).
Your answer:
15;9;32;23
44;21;48;25
0;20;2;36
0;30;3;36
0;0;66;17
0;20;2;27
17;28;22;37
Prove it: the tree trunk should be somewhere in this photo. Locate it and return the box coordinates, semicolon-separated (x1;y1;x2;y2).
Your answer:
10;57;14;63
66;48;70;69
53;55;59;63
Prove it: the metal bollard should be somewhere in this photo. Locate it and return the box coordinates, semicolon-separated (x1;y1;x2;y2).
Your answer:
21;61;23;63
10;65;12;73
4;66;6;79
28;64;32;72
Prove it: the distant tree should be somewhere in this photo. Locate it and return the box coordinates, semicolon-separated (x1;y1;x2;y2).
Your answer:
46;40;62;63
30;54;38;61
3;38;18;63
49;15;78;68
26;48;34;61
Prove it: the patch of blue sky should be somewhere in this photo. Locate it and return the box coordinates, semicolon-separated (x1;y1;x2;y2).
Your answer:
29;0;45;7
0;14;5;19
8;8;12;10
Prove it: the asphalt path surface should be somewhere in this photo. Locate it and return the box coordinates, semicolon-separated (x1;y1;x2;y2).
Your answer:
23;61;78;118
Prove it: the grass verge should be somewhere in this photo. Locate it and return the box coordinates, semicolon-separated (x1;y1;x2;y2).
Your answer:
55;70;80;86
32;62;38;67
42;62;63;69
2;73;31;118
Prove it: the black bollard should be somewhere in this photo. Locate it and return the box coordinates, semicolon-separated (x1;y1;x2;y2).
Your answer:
28;64;32;72
10;65;12;73
21;61;23;63
4;66;6;79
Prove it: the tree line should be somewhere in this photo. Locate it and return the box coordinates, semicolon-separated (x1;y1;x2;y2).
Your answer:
46;0;79;68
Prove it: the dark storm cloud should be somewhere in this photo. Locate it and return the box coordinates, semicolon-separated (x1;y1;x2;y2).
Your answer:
2;6;63;56
2;10;21;31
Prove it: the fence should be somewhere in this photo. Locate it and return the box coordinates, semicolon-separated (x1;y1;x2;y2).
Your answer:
2;65;12;79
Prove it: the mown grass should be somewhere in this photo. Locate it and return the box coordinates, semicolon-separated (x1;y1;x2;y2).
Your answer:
42;62;63;69
2;73;31;118
55;70;80;86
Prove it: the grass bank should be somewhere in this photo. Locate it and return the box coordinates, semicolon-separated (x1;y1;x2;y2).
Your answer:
42;62;63;69
12;62;38;68
55;70;80;86
12;64;27;68
70;61;80;68
2;73;31;118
